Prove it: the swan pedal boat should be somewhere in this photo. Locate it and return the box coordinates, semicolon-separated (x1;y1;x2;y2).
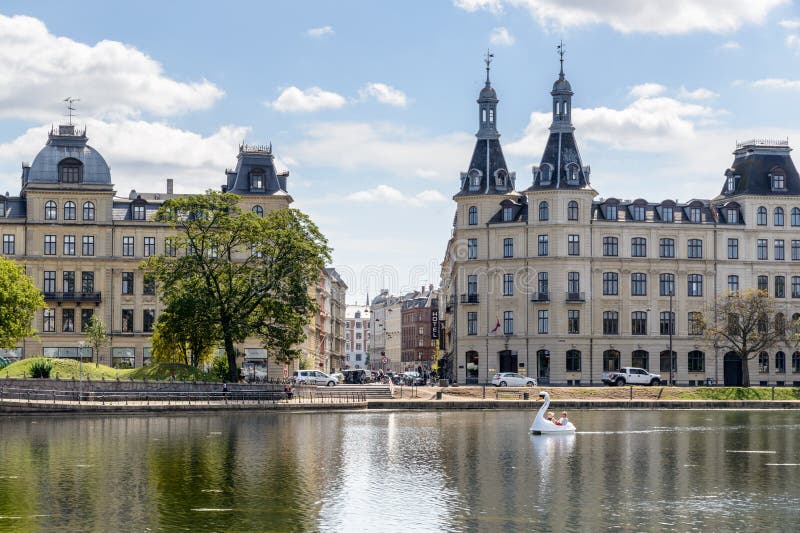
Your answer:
530;391;576;434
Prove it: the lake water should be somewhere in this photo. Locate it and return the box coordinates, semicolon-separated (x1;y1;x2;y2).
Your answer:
0;409;799;532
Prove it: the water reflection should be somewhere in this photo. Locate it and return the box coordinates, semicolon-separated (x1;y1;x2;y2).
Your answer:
0;410;798;531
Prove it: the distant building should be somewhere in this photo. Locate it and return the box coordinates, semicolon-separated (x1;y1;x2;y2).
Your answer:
401;285;439;371
300;268;347;373
369;289;403;371
344;304;370;369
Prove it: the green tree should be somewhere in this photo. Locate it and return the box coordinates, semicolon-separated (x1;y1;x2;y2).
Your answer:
702;289;787;387
150;299;218;368
84;315;109;367
0;258;45;348
144;191;330;382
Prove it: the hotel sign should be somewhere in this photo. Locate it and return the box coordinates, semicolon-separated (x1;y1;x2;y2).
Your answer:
431;309;439;340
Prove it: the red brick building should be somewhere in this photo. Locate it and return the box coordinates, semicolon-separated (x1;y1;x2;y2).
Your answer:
401;285;439;370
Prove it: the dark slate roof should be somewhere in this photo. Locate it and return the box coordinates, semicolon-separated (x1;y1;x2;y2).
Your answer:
488;197;527;224
0;198;26;218
455;138;516;197
225;144;289;197
528;132;591;190
24;126;111;186
112;199;164;221
719;141;800;197
592;198;720;224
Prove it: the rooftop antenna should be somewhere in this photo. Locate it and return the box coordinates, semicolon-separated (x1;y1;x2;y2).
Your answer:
64;97;79;125
557;40;565;77
484;49;494;84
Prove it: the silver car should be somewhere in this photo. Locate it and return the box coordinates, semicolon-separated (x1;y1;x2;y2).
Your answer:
491;372;536;387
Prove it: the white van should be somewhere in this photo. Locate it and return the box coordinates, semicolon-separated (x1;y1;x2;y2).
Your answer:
291;370;338;387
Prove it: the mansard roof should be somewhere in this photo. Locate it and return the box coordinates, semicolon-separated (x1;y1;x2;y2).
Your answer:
455;139;516;197
224;143;290;197
527;132;591;191
23;125;111;188
719;140;800;197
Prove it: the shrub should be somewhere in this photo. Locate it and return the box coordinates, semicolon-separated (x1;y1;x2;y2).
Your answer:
29;358;53;379
211;355;228;381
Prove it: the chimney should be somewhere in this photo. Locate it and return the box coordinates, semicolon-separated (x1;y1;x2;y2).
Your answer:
166;178;174;195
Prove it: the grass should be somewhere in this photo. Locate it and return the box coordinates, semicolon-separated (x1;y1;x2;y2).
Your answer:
677;387;800;400
441;385;800;401
1;358;210;382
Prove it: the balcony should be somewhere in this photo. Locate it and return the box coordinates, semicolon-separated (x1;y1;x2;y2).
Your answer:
460;294;479;304
565;292;585;302
530;292;550;302
42;292;102;303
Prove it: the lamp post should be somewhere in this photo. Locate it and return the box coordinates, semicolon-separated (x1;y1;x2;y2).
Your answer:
669;289;674;386
78;340;85;403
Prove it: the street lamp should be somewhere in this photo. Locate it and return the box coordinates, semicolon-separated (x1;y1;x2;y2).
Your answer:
78;340;85;403
668;289;674;386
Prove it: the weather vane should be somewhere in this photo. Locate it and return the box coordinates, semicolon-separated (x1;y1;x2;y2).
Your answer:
484;49;494;83
64;97;80;125
557;41;565;75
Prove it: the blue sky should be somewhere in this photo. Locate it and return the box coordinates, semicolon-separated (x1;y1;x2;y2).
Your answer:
1;0;799;303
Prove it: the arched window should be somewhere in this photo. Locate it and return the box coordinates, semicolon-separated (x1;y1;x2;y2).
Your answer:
792;352;800;373
495;170;506;188
776;351;786;373
632;350;649;370
44;200;57;220
468;170;481;190
775;207;785;226
758;352;769;373
757;206;767;226
603;349;620;372
792;207;800;227
468;206;478;225
539;201;549;221
688;350;705;373
250;169;265;191
58;158;83;183
567;201;578;221
540;165;552;184
83;201;95;221
252;205;264;217
566;349;581;372
63;201;76;220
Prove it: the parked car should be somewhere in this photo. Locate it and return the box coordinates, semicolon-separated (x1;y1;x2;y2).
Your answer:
291;370;338;387
401;371;424;385
341;369;370;384
602;367;662;386
491;372;536;387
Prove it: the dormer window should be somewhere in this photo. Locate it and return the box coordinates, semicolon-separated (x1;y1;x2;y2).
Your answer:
772;173;786;191
632;205;646;221
661;206;674;222
605;205;617;221
727;208;738;224
566;165;578;183
132;203;146;221
690;207;702;223
726;174;739;193
495;170;507;189
250;169;265;191
0;200;5;217
502;207;513;222
468;170;481;191
540;165;552;185
58;158;83;183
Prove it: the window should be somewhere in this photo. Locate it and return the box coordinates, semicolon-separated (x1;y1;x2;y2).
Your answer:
252;205;264;217
776;351;786;374
43;308;55;332
631;237;646;257
688;351;705;373
793;240;800;261
793;352;800;373
687;239;703;259
728;238;738;259
44;235;56;255
775;240;785;261
165;238;176;257
774;207;785;226
567;310;580;334
503;238;513;258
727;275;739;293
726;208;738;224
538;235;549;256
121;309;134;333
540;166;551;185
537;272;548;295
83;201;95;221
143;309;155;333
44;200;57;220
631;273;647;296
64;201;76;220
132;204;146;221
631;311;647;335
687;274;703;297
758;352;769;373
659;351;676;373
568;201;578;221
757;239;768;260
758;275;769;293
688;312;703;335
62;309;75;333
469;170;481;190
792;208;800;227
773;174;786;190
603;350;621;372
690;207;702;223
250;170;265;191
467;238;477;260
567;272;580;295
143;273;156;295
776;276;786;298
659;273;675;296
59;158;82;183
123;237;134;257
467;275;478;297
632;205;645;221
2;234;14;255
603;236;618;256
757;206;767;226
605;205;617;221
468;206;478;225
632;350;649;370
776;313;786;336
81;235;94;256
793;276;800;298
602;272;619;295
63;235;75;256
502;207;513;222
503;311;513;335
81;309;94;332
660;311;675;335
143;237;155;257
537;310;549;334
81;272;94;293
566;349;581;372
661;206;674;222
43;271;56;293
122;272;134;295
660;238;675;258
63;271;75;293
603;311;619;335
568;234;580;256
503;273;514;296
467;312;477;335
539;201;549;221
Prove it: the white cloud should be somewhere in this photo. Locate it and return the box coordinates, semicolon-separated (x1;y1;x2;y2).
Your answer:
489;27;515;46
0;14;223;121
358;83;409;107
779;19;800;29
720;40;742;50
787;34;800;51
270;86;347;112
454;0;787;34
284;122;473;182
750;78;800;90
677;86;719;100
629;83;666;98
306;26;334;38
346;185;448;207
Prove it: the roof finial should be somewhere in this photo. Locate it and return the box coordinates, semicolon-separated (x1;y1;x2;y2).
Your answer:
63;97;79;125
484;49;494;85
557;40;565;78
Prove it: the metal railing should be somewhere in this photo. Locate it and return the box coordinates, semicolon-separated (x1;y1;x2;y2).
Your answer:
531;291;550;302
460;294;479;304
42;291;102;303
566;292;586;302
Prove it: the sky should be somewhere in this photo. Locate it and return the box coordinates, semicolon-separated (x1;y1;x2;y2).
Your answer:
1;0;800;304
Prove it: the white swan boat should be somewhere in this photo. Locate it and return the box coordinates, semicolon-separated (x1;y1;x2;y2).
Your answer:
530;391;576;434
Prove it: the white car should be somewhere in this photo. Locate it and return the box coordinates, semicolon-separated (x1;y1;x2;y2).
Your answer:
491;372;536;387
291;370;338;387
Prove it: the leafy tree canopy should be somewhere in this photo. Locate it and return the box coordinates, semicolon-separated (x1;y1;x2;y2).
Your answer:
0;258;45;348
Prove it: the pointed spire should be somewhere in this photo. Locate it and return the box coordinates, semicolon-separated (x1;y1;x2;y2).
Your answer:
557;41;565;79
484;49;494;86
